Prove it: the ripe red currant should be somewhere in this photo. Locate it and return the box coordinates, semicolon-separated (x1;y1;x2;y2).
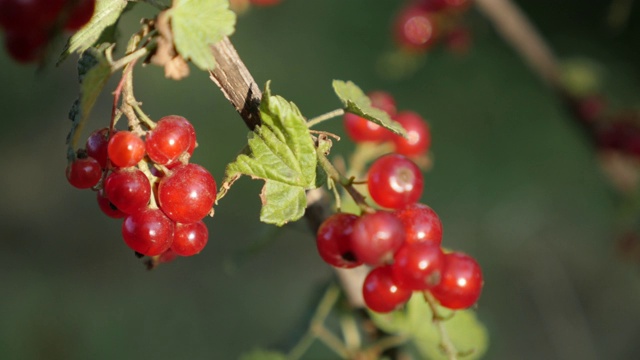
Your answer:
368;91;397;117
394;203;443;245
145;115;193;165
159;249;178;263
316;213;362;268
394;5;438;52
368;154;423;209
122;208;174;256
430;252;483;309
64;0;96;31
0;0;65;31
158;164;217;224
172;221;209;256
107;131;145;168
85;128;110;168
350;211;405;265
392;111;431;156
3;30;47;64
445;25;472;55
363;265;412;313
96;189;126;219
66;156;102;189
103;168;151;215
343;91;396;143
391;242;444;290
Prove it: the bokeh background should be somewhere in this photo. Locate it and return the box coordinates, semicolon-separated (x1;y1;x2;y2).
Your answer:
1;0;640;359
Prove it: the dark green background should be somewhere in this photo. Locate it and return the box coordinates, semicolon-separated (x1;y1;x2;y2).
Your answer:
1;0;639;359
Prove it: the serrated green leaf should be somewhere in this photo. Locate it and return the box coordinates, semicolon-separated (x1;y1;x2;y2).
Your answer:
219;82;318;226
170;0;236;70
259;182;307;225
58;0;129;63
239;349;287;360
333;80;407;137
68;47;112;147
369;294;488;360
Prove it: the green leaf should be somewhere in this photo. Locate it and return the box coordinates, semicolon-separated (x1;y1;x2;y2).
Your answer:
239;349;286;360
219;82;318;226
58;0;130;63
369;294;489;360
332;80;407;137
169;0;236;70
67;47;112;148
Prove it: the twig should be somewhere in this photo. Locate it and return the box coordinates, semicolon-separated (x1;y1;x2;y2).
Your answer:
209;37;262;130
424;292;459;360
307;108;345;128
474;0;562;89
207;37;370;308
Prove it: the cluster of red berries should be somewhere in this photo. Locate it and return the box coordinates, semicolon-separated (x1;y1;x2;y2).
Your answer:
316;153;483;312
0;0;96;63
66;116;217;261
393;0;472;54
567;93;640;158
344;91;431;157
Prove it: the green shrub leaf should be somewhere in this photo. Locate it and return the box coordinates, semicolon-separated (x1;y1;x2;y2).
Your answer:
332;80;406;137
218;82;318;226
67;46;112;149
169;0;236;70
369;294;488;359
59;0;129;63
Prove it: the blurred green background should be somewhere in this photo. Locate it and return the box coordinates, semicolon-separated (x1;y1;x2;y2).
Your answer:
1;0;640;359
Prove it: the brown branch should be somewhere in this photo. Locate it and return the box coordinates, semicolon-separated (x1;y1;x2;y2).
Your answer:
208;36;366;308
474;0;562;89
209;37;262;130
474;0;640;195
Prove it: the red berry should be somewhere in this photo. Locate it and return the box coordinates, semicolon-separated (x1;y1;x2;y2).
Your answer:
573;94;606;123
430;252;483;309
368;154;423;209
66;156;102;189
417;0;448;11
172;221;209;256
96;189;126;219
445;26;472;55
103;168;151;215
350;211;405;265
391;242;444;290
344;114;392;143
158;164;217;224
316;213;362;268
0;0;65;31
145;116;193;165
107;131;145;168
122;208;174;256
394;203;443;245
85;128;110;168
3;29;47;64
159;249;178;263
418;0;470;11
368;91;397;117
175;116;197;155
64;0;96;31
394;5;438;52
392;111;431;156
363;265;412;313
343;91;396;143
